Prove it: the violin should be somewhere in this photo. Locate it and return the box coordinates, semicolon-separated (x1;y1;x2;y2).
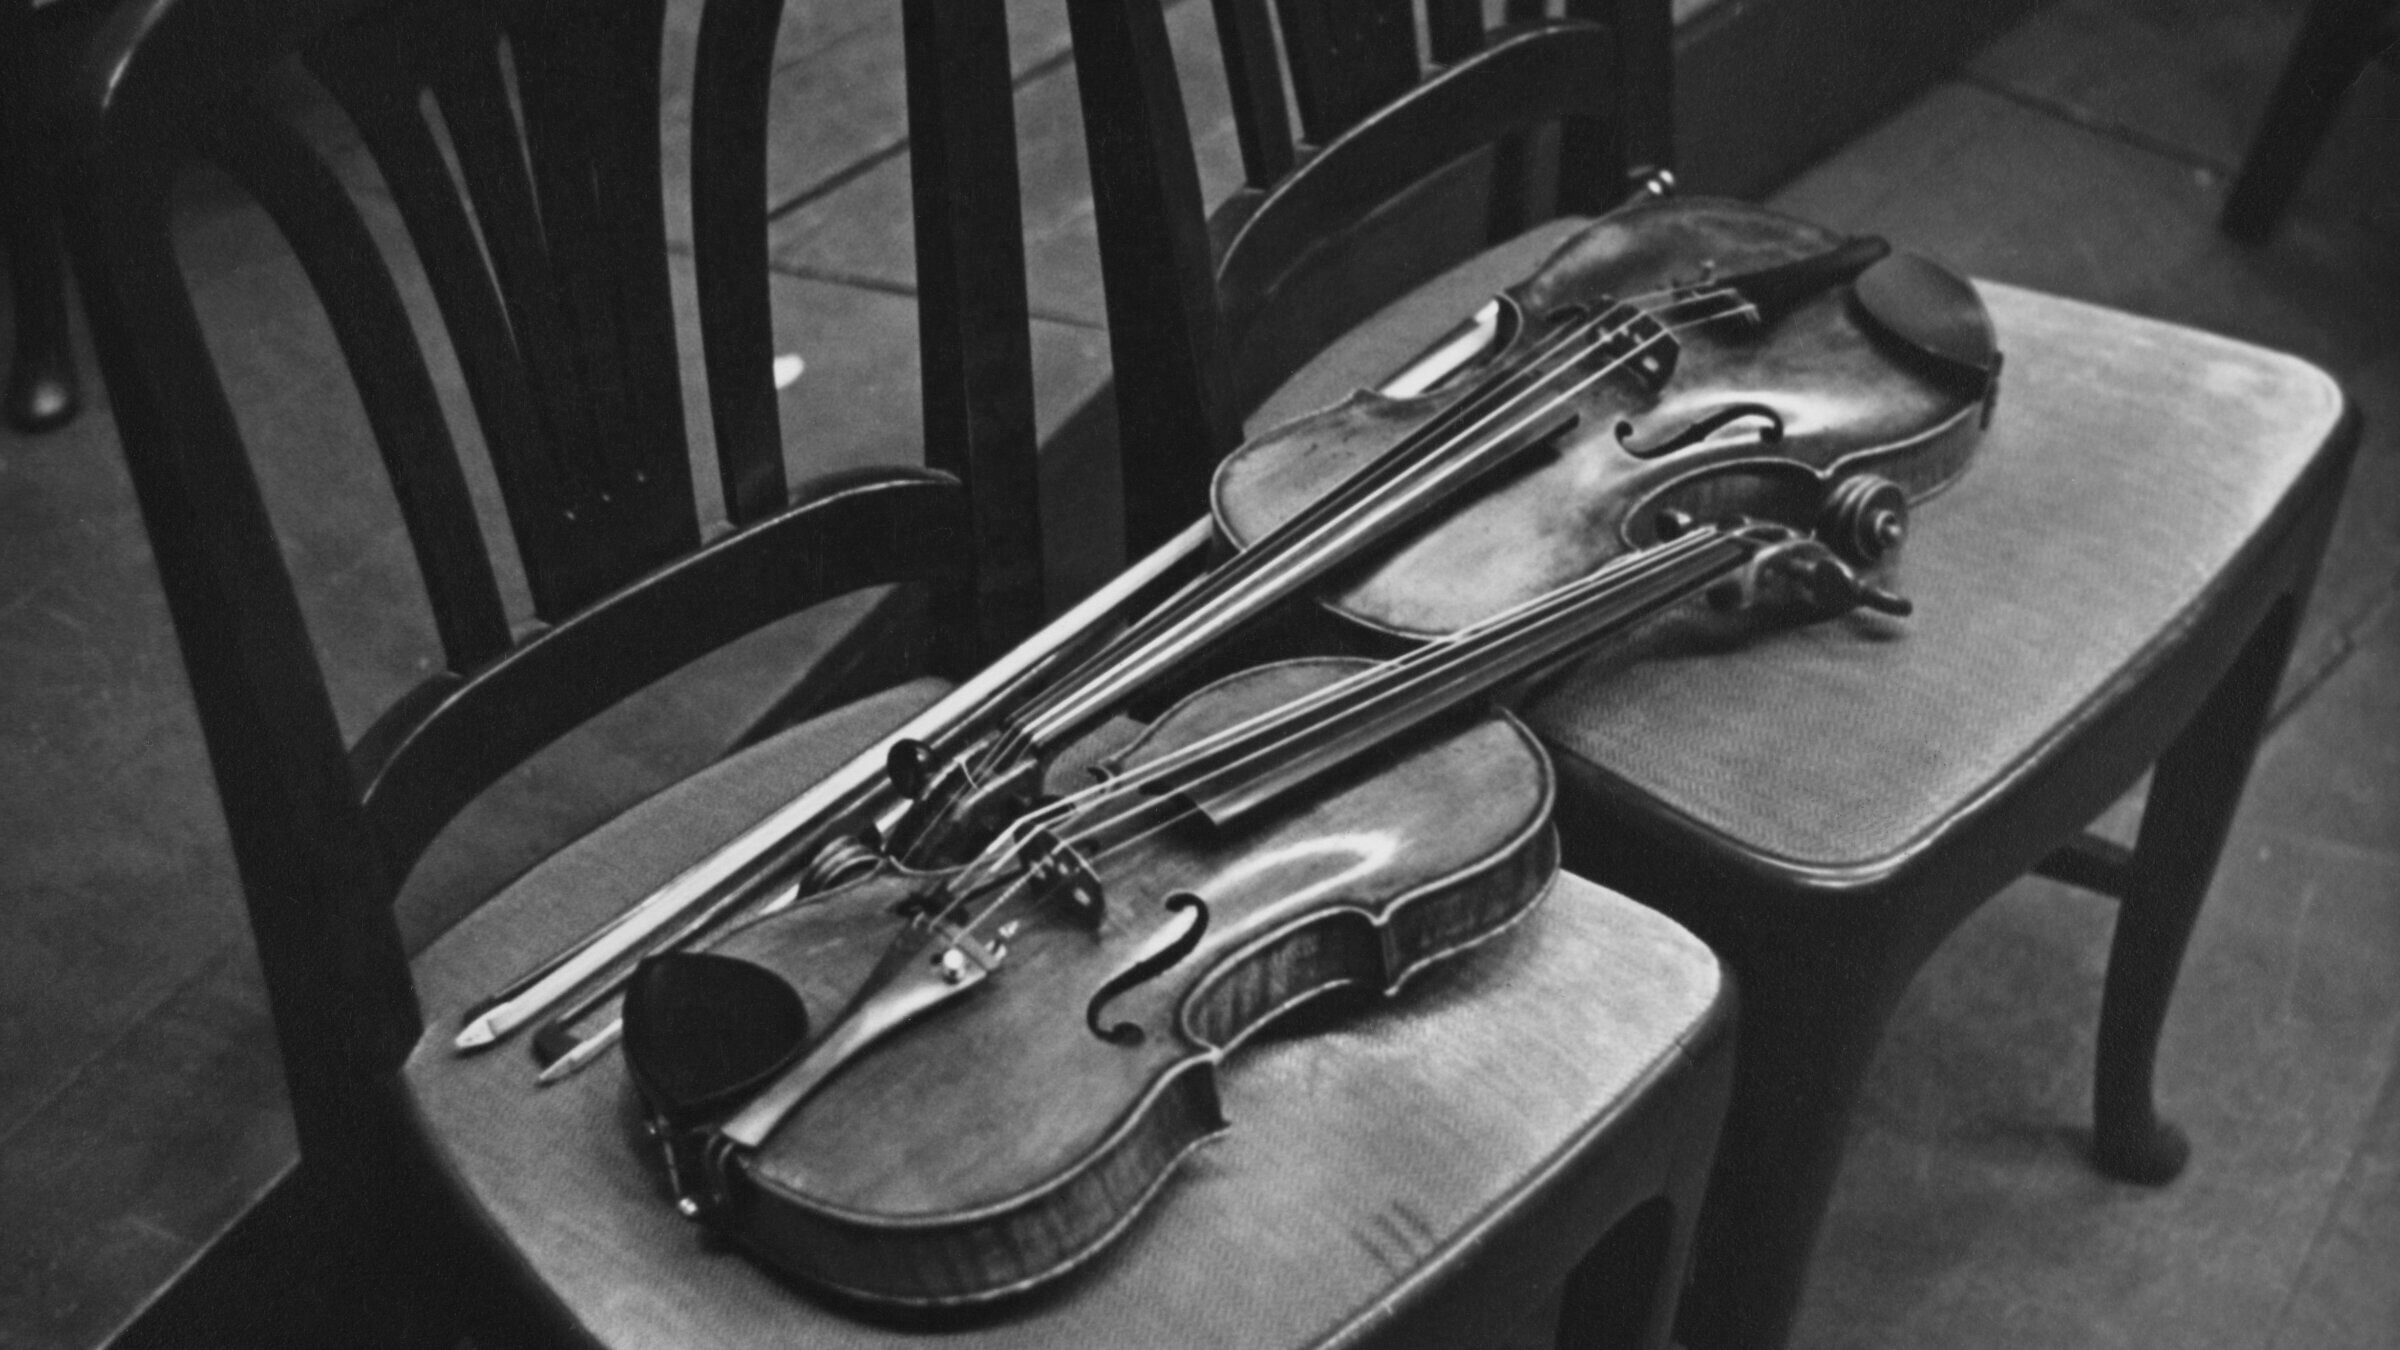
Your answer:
462;195;1996;1081
1214;195;1998;642
623;512;1905;1306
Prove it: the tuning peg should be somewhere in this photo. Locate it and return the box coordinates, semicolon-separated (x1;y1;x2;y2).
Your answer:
1819;474;1909;565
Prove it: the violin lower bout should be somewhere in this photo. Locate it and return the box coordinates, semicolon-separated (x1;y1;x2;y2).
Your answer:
712;659;1561;1309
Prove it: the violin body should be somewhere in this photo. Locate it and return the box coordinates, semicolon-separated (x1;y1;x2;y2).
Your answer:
694;659;1558;1306
1214;196;1998;639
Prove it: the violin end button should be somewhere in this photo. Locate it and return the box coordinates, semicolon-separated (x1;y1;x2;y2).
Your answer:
1872;511;1906;554
1863;585;1913;617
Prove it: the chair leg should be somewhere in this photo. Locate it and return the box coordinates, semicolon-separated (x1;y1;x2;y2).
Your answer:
2220;0;2396;243
4;205;80;432
1674;929;1912;1350
1554;999;1734;1350
1555;1197;1672;1350
2091;594;2303;1183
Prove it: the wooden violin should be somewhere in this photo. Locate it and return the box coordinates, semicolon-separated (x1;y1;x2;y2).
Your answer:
1220;194;1998;641
622;512;1901;1306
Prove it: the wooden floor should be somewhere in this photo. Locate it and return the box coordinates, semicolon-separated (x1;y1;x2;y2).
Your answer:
1;0;2394;1346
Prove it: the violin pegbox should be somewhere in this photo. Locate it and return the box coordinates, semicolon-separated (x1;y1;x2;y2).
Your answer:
1705;473;1915;621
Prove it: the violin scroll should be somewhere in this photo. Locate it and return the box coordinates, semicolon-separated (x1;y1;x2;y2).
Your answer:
1688;472;1915;621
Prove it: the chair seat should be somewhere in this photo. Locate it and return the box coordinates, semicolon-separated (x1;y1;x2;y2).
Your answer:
403;679;1731;1348
1255;218;2350;885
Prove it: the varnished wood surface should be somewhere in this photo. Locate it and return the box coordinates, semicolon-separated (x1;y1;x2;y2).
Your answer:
402;701;1726;1348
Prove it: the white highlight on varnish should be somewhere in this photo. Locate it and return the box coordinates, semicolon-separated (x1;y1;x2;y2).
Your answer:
1199;831;1400;919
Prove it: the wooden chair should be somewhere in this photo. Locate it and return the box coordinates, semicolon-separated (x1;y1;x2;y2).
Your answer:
1057;1;2363;1346
2220;0;2397;243
65;0;1734;1344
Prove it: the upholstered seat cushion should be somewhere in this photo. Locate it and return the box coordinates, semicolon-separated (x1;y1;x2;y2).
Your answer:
403;679;1728;1348
1255;219;2349;882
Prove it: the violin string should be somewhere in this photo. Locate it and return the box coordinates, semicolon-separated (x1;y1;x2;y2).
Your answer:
914;266;1785;831
932;532;1743;945
918;292;1757;920
1003;287;1757;758
910;290;1763;942
1000;278;1757;753
577;267;1825;1031
910;270;1785;934
981;260;1781;768
927;527;1752;945
1066;531;1738;824
986;295;1677;753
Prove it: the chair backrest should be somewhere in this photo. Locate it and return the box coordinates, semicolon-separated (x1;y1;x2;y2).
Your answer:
1064;0;1673;555
62;0;1039;1169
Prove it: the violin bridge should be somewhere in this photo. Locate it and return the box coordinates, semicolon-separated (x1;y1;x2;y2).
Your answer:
1589;303;1679;395
1022;828;1108;928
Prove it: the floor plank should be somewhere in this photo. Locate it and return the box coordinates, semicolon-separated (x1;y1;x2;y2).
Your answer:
0;943;292;1349
2272;1054;2400;1350
1769;82;2398;376
1965;0;2309;169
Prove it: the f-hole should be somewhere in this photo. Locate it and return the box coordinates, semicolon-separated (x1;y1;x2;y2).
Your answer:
1617;403;1785;460
1086;894;1211;1046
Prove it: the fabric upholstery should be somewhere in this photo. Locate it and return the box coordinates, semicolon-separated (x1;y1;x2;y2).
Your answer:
403;682;1727;1348
1256;221;2348;875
